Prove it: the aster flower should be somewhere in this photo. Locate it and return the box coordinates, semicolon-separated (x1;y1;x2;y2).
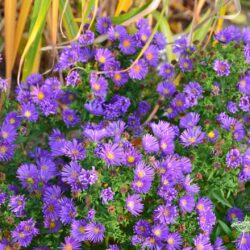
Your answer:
59;198;76;225
58;46;78;70
226;149;242;168
159;63;175;79
142;134;159;153
62;139;86;161
43;185;62;201
111;70;129;86
133;219;151;238
183;175;200;194
227;101;238;113
106;120;126;142
143;45;159;66
4;112;21;127
214;237;226;250
11;219;39;247
106;244;119;250
95;48;114;65
194;234;213;250
213;60;231;76
154;204;178;224
62;109;80;127
135;27;151;46
153;31;167;49
151;121;175;140
196;197;213;214
180;126;205;147
21;102;39;122
85;222;105;243
119;35;137;55
151;224;168;240
244;44;250;63
37;157;56;182
134;161;154;180
83;127;108;143
9;195;26;217
173;36;188;54
61;161;83;191
100;187;115;204
207;129;219;142
17;163;40;191
226;207;244;222
61;236;81;250
128;59;148;80
239;96;250;112
30;85;50;104
238;76;250;94
43;200;61;220
98;143;124;166
198;210;216;234
71;219;87;242
124;146;141;166
96;17;112;34
0;124;17;144
215;25;241;43
179;194;195;213
90;75;108;97
126;194;144;216
0;77;8;92
180;112;200;129
179;57;193;72
0;192;7;205
166;232;182;250
108;25;127;41
236;233;250;250
80;167;98;187
157;81;176;97
132;178;152;194
171;93;187;113
44;218;61;233
184;82;203;98
65;71;80;87
78;30;94;45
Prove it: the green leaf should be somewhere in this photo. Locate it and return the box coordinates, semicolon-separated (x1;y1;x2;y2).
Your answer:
210;190;232;208
218;219;232;235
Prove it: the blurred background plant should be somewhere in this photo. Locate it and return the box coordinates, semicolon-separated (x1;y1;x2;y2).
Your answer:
0;0;248;97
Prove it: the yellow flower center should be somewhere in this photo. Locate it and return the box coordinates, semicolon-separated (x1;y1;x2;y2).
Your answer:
189;137;196;143
133;64;141;73
38;92;44;100
240;80;246;87
10;118;15;124
137;170;145;178
0;146;7;154
27;177;34;185
167;108;173;113
128;201;134;208
181;200;187;206
163;209;169;216
154;229;161;236
146;52;153;60
168;237;175;245
197;204;204;211
161;142;167;149
127;156;135;163
163;180;168;185
123;40;131;48
24;111;31;118
67;115;74;121
197;243;204;250
114;73;121;81
94;227;100;234
241;237;247;245
2;131;8;139
50;221;56;229
65;244;73;250
176;100;183;107
164;89;169;94
106;152;114;160
141;35;147;41
79;226;85;233
208;131;215;138
68;94;74;100
93;83;100;91
136;180;143;187
99;56;106;63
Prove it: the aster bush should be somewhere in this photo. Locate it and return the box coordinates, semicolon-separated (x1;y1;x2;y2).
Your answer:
0;15;250;250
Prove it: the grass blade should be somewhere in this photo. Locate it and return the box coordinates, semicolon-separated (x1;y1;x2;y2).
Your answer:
18;0;51;82
114;0;133;16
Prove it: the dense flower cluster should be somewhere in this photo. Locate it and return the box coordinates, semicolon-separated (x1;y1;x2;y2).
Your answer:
0;16;250;249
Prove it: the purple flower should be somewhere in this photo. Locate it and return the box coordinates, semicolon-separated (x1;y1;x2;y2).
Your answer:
179;194;195;213
196;197;213;213
183;175;200;194
98;143;124;166
62;109;80;127
214;237;226;250
0;124;16;143
119;35;137;55
80;167;98;187
154;204;178;224
144;45;159;66
184;82;203;98
95;48;114;65
21;102;39;122
153;31;167;49
44;218;61;233
111;71;129;86
226;207;244;222
4;112;21;127
238;76;250;94
71;219;87;242
133;219;151;237
236;233;250;250
227;101;238;113
132;178;152;194
239;96;250;112
226;149;242;168
79;30;94;45
90;75;108;97
128;59;148;80
198;210;216;234
166;232;182;250
96;17;112;34
62;139;86;161
59;198;76;224
142;134;159;153
244;44;250;63
242;27;250;44
159;63;175;79
85;222;105;243
107;244;119;250
87;208;96;220
9;195;26;217
157;81;176;97
194;234;213;250
61;236;81;250
215;25;241;43
126;194;144;216
108;25;127;41
180;112;200;129
207;130;219;142
0;192;7;205
171;93;187;113
11;219;39;247
151;224;168;240
0;77;8;92
213;60;231;76
179;57;193;72
100;187;115;204
180;126;205;147
65;71;80;87
151;120;175;140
